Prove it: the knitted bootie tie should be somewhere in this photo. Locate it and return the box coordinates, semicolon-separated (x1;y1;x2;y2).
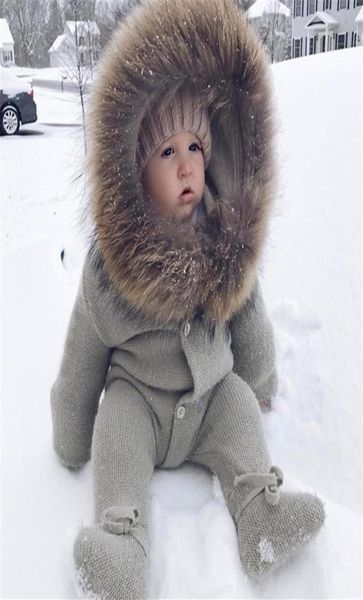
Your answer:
73;506;147;600
230;467;325;580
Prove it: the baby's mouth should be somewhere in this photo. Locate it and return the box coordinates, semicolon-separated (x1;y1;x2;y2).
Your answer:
179;186;194;203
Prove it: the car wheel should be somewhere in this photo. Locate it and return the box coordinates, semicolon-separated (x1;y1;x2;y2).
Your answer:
1;106;20;135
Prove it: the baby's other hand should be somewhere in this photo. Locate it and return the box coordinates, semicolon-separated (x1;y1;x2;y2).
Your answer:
57;454;84;471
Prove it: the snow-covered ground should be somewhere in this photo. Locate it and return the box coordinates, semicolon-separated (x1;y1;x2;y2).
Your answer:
12;65;73;80
1;47;362;599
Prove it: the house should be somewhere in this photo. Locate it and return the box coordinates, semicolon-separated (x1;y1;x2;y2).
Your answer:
49;21;100;69
246;0;291;62
0;18;15;66
291;0;363;57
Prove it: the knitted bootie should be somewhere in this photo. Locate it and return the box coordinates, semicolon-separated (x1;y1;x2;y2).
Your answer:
73;506;147;599
230;467;325;580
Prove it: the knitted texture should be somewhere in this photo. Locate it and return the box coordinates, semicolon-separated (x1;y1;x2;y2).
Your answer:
188;372;325;580
51;258;325;597
74;526;147;599
50;283;111;469
229;281;278;410
50;251;278;473
92;380;156;523
73;380;155;598
189;372;271;489
52;256;284;599
137;87;212;172
234;490;325;579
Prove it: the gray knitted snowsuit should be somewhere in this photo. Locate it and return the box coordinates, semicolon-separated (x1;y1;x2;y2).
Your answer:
51;0;325;597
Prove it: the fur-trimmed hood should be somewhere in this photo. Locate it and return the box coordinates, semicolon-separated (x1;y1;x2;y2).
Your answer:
88;0;276;326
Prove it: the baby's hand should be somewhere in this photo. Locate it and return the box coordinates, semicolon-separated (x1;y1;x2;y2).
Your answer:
259;398;272;413
57;454;84;471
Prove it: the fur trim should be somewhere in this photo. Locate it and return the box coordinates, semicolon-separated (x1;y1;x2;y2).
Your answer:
87;0;276;325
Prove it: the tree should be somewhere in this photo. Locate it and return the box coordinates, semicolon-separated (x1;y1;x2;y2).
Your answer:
95;0;144;53
95;0;119;49
234;0;251;11
63;0;96;21
112;0;143;22
3;0;48;66
58;0;101;154
247;0;290;63
45;0;64;55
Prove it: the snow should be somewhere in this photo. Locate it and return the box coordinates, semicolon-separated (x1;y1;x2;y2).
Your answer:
306;11;338;25
49;34;67;53
65;20;101;36
34;86;83;125
0;18;14;46
8;65;96;90
11;65;70;81
0;65;32;96
1;47;362;598
258;538;276;563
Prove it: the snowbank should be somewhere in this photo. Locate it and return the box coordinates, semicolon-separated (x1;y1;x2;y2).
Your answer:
1;47;362;599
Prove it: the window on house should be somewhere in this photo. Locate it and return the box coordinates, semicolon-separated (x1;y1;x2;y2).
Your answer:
294;38;302;56
308;0;316;13
337;33;346;48
295;0;303;16
339;0;347;7
2;50;13;63
324;0;332;8
356;0;363;5
309;36;316;53
79;35;85;46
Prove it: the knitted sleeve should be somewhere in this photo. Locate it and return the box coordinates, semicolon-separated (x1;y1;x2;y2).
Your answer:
50;263;112;469
229;279;277;410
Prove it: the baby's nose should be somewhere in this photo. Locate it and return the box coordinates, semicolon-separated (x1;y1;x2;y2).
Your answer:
178;160;192;177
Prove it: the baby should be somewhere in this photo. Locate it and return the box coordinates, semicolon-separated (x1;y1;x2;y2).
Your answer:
50;1;325;598
142;130;205;223
139;92;210;225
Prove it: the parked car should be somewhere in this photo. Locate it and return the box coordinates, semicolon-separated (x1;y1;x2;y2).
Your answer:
0;66;37;135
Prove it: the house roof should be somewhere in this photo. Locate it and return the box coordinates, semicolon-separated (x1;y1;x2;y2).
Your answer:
0;18;14;47
48;34;68;53
305;11;338;28
246;0;290;19
65;20;100;36
355;6;363;22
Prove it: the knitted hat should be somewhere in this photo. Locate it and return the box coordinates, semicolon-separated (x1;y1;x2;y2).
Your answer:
137;88;212;172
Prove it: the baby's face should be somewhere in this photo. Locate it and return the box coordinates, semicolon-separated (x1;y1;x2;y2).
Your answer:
142;130;205;222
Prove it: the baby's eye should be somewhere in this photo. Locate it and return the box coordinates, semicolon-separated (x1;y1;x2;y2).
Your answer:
189;142;202;152
161;147;174;157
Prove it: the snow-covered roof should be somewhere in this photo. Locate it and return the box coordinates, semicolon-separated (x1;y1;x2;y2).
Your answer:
0;18;14;47
247;0;290;19
48;34;68;53
355;7;363;22
305;11;338;28
65;21;100;36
